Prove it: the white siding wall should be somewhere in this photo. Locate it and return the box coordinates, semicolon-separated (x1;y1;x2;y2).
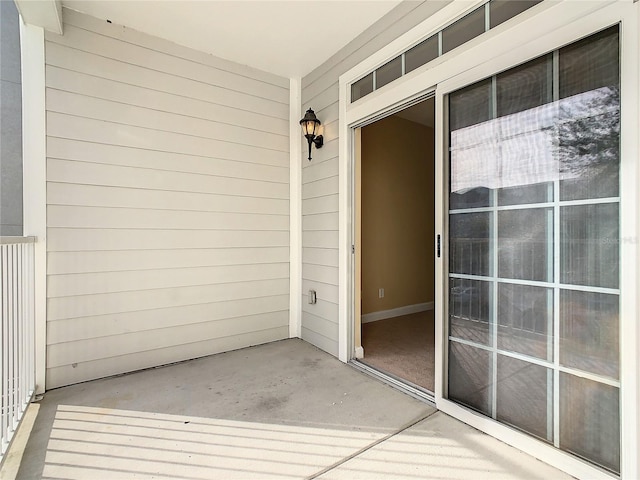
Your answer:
300;1;451;356
45;9;290;388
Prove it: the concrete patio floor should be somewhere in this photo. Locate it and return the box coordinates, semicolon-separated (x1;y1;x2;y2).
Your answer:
1;339;573;479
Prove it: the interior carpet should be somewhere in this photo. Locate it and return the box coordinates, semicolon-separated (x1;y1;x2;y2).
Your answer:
361;310;435;391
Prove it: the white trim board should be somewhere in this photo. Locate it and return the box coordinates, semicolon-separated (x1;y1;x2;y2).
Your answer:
361;301;434;323
289;77;302;339
20;19;47;394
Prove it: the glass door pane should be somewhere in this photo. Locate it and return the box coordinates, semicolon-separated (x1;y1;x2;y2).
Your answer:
447;26;620;473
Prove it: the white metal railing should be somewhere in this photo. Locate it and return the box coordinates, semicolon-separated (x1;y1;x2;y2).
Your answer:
0;236;36;461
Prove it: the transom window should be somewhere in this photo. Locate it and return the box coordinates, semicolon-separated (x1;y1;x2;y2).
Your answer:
351;0;542;102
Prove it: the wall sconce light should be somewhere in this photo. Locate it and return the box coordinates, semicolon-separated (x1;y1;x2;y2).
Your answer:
300;108;323;161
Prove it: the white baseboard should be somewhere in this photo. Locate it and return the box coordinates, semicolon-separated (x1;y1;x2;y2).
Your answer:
361;301;434;323
354;346;364;359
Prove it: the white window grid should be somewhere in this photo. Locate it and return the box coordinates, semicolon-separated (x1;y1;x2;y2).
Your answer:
447;49;621;451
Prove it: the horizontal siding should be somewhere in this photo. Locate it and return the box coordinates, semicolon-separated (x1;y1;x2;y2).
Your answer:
47;158;288;198
46;327;288;388
300;1;450;356
46;66;289;136
47;228;289;251
47;247;290;274
47;113;288;167
302;212;339;231
303;231;338;249
48;278;290;321
302;156;338;184
47;183;289;215
47;205;289;231
302;298;339;324
303;279;339;305
48;311;289;367
48;263;290;297
45;9;290;388
302;176;339;200
300;327;338;358
302;194;339;216
300;312;339;342
46;42;288;119
47;88;288;151
305;82;338;114
302;264;338;286
47;137;289;182
48;294;290;343
304;138;339;168
302;247;339;268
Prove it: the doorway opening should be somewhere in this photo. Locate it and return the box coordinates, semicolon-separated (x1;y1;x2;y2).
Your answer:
355;96;436;393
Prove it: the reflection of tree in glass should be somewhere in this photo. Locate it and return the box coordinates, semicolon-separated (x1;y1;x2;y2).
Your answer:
558;86;620;179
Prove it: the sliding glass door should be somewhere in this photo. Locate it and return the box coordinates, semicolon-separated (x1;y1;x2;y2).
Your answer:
447;26;620;473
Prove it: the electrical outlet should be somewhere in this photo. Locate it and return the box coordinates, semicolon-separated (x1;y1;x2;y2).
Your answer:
308;289;317;304
378;288;384;298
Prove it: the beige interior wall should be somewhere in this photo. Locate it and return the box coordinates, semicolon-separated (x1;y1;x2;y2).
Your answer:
361;115;434;315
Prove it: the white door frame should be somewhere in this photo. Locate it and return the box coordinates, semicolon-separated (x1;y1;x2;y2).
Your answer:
338;1;639;479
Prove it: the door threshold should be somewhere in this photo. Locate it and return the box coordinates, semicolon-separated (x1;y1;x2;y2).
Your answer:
350;360;436;406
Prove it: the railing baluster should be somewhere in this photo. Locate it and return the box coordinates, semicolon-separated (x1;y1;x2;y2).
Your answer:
28;244;34;394
0;237;36;459
12;244;18;429
8;245;15;434
19;245;24;412
2;245;9;455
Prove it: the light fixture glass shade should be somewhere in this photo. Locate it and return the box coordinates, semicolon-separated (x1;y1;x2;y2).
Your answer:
301;120;318;137
300;108;321;137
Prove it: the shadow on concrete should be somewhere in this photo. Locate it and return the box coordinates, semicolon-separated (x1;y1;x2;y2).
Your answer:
12;339;573;479
15;339;433;479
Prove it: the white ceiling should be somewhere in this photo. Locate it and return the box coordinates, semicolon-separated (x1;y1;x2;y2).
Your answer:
61;0;404;78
